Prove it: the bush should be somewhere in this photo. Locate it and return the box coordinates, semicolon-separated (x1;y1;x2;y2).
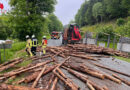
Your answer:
116;18;126;26
97;25;115;40
116;21;130;37
0;29;7;40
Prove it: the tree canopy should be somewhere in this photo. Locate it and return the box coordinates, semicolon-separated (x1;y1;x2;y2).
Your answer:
75;0;130;27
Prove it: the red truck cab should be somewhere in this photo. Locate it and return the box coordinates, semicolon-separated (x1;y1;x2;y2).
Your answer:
62;24;81;44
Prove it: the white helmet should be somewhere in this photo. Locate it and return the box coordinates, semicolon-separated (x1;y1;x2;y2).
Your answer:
26;35;29;39
32;35;35;38
43;36;46;39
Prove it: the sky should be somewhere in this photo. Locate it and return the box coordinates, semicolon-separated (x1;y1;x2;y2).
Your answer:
54;0;84;25
0;0;10;14
0;0;84;25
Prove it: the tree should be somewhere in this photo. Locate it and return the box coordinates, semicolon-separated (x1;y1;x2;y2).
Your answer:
92;2;104;22
9;0;56;40
47;14;63;33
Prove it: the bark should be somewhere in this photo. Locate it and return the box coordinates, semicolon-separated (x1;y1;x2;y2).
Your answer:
0;84;45;90
1;60;53;80
32;65;46;88
62;66;105;90
50;77;58;90
0;59;23;72
45;74;55;89
112;74;130;86
93;62;130;77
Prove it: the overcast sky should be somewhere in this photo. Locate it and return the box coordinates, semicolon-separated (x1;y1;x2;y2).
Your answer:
1;0;84;25
54;0;84;25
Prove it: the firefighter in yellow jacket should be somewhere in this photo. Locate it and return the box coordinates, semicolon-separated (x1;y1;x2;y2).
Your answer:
42;36;47;55
26;35;33;57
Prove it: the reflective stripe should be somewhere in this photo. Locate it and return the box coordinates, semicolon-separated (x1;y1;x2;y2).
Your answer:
26;39;32;48
32;39;38;47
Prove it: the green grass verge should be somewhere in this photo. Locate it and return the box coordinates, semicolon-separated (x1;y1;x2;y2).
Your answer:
114;56;130;63
97;41;117;49
0;41;26;63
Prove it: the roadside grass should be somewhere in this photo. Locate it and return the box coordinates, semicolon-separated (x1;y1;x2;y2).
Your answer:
0;41;26;63
114;56;130;63
97;41;117;49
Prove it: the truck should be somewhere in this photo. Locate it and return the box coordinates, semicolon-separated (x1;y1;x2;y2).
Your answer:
62;23;81;44
51;31;60;39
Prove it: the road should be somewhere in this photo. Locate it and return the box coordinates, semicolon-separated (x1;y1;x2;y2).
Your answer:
47;35;62;46
47;36;130;90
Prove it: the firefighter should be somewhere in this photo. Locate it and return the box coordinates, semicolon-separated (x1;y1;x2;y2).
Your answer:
42;36;47;55
31;35;38;55
26;35;33;57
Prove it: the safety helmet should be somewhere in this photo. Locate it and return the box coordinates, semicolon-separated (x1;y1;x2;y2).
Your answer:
26;35;29;39
32;35;35;38
43;36;46;39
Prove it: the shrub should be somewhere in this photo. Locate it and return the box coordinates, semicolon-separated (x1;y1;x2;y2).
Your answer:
97;25;115;40
116;18;126;26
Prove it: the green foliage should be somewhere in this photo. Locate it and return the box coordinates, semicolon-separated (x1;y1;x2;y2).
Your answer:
116;18;126;26
98;25;115;40
0;41;26;63
9;0;57;40
115;56;130;63
92;2;103;22
47;14;63;33
75;0;129;27
116;21;130;37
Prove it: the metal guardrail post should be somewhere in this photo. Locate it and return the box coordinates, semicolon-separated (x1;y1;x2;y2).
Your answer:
85;32;87;44
107;35;110;48
113;35;116;49
95;33;99;45
120;37;123;51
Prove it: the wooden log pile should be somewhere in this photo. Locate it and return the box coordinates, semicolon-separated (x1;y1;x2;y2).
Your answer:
0;44;129;90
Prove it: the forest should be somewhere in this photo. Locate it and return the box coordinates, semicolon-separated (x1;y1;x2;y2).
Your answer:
75;0;130;38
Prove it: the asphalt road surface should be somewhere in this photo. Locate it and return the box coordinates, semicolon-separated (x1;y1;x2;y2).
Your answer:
47;35;130;90
48;35;62;46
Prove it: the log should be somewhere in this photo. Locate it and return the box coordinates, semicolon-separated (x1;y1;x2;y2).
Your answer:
24;65;56;83
69;54;97;61
32;65;46;88
64;63;105;79
53;70;79;90
49;49;66;58
0;58;23;72
50;77;58;90
56;68;79;89
45;74;55;89
0;58;22;68
92;62;130;77
0;84;45;90
86;81;95;90
62;66;104;90
2;60;53;80
104;74;121;84
80;65;105;79
112;74;130;86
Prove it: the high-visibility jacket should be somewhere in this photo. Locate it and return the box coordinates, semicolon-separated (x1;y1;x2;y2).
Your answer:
42;39;47;46
26;39;32;49
32;38;38;47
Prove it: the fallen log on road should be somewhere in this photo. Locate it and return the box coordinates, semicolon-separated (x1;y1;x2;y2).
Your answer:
0;60;53;81
62;66;105;90
0;84;45;90
112;74;130;86
0;58;23;72
32;65;46;88
50;77;58;90
64;63;105;79
16;65;57;84
92;62;130;77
